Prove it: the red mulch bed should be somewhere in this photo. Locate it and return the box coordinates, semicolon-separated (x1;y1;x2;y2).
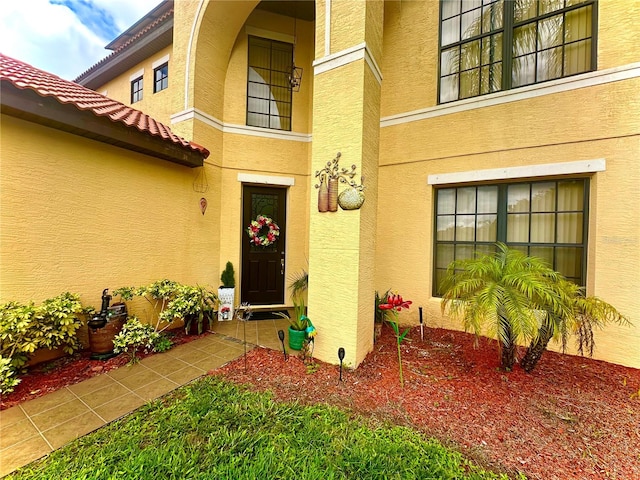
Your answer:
0;328;203;410
213;326;640;480
3;325;639;480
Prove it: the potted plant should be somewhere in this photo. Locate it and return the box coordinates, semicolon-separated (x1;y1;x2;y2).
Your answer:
218;262;235;321
276;270;311;350
160;284;217;335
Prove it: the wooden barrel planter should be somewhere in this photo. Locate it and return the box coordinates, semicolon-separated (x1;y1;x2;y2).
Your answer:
88;305;127;359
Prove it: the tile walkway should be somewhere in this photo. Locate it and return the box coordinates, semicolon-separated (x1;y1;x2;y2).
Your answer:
0;317;291;477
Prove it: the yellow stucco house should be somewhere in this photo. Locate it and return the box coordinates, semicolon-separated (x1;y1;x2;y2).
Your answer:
2;0;639;369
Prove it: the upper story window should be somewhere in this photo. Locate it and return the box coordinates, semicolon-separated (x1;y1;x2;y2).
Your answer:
154;63;168;93
433;178;588;295
247;36;293;131
131;76;143;103
439;0;597;103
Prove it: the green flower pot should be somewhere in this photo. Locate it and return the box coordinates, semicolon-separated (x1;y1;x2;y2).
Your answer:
288;326;306;350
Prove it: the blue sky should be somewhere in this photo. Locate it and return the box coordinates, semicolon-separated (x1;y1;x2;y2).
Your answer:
0;0;160;80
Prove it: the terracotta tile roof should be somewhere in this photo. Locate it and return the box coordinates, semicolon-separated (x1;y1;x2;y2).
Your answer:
74;6;174;83
0;53;209;160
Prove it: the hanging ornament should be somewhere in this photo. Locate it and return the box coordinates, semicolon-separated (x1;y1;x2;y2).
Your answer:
200;197;207;215
193;167;209;193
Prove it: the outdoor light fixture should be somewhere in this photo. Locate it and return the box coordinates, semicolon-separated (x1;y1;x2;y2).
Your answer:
288;15;303;92
288;65;303;92
419;306;424;341
278;329;287;361
338;347;345;382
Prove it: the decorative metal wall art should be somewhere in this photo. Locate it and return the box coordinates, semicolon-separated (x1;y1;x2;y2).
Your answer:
199;197;207;215
314;152;365;212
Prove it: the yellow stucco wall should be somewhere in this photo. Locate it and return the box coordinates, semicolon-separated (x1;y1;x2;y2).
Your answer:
308;0;384;368
0;116;220;310
98;45;176;126
6;0;637;370
375;0;640;368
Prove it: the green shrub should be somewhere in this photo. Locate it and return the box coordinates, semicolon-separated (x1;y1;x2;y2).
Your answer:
0;293;86;394
113;317;171;364
0;356;21;394
220;261;235;288
160;284;217;334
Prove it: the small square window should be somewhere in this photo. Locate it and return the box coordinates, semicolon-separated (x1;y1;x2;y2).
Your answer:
131;76;143;103
154;63;168;93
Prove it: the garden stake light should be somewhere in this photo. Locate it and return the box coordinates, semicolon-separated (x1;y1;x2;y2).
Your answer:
236;303;253;372
338;347;345;382
278;329;287;360
419;306;424;341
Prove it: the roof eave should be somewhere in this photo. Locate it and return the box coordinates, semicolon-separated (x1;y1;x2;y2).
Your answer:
1;82;204;168
75;19;173;90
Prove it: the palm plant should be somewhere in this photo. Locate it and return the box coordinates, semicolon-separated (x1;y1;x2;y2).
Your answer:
276;269;309;331
520;278;629;372
440;243;568;371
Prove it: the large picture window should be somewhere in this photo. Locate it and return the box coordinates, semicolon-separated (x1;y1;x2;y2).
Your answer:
433;179;588;294
247;36;293;131
439;0;596;103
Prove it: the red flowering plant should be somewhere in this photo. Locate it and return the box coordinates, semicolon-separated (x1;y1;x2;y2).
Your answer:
378;292;412;387
246;215;280;247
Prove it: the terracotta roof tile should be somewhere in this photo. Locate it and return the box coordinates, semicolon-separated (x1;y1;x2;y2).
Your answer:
0;53;209;159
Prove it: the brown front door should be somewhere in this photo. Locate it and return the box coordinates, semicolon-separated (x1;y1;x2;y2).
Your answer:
241;185;286;305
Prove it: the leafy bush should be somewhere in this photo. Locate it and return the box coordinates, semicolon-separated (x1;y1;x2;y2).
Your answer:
115;280;218;336
0;293;87;394
160;284;217;335
114;280;180;331
113;317;172;364
0;356;21;394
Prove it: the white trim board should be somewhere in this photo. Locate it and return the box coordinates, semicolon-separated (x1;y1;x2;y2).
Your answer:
313;42;383;85
129;69;144;81
152;54;170;69
237;173;295;186
170;108;312;142
427;159;606;185
382;62;640;128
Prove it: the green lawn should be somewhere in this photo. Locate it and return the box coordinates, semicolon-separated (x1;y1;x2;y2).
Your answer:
7;377;515;479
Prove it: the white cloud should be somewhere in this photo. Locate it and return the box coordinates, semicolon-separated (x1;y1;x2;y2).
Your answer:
0;0;160;80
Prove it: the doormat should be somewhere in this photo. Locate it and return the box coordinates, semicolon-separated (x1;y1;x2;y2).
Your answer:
250;310;288;320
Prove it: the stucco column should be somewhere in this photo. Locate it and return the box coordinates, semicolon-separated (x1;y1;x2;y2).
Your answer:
308;0;384;367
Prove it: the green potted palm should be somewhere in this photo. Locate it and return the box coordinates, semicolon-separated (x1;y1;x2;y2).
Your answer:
276;270;310;350
218;262;235;321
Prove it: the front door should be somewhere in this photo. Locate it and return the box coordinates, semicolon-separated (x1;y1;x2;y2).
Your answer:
241;185;286;305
